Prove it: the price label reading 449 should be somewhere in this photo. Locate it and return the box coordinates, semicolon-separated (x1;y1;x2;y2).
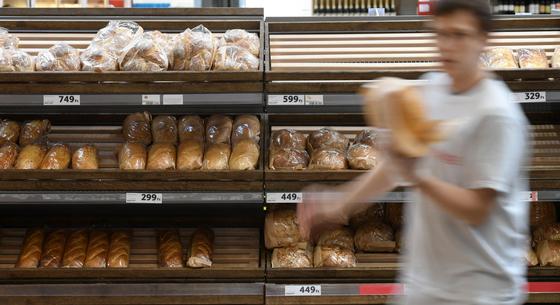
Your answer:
285;285;322;296
514;91;546;103
266;192;303;203
43;95;81;106
268;95;305;106
126;193;163;204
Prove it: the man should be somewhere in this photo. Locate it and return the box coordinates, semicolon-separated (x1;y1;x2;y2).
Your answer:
297;0;530;304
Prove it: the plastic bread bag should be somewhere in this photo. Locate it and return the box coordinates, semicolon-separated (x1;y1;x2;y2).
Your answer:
316;226;354;251
480;47;518;69
91;20;144;57
72;145;99;170
308;148;348;170
271;244;313;269
552;48;560;68
35;42;80;71
307;128;349;152
19;119;51;146
354;129;378;147
144;30;175;69
313;246;357;268
205;114;232;144
80;44;118;72
213;45;259;71
270;129;307;151
223;29;260;57
188;25;217;71
119;33;169;72
151;115;178;144
170;28;194;70
0;27;19;49
0;119;20;145
118;142;147;170
232;115;260;145
178;115;205;142
0;141;19;169
530;202;556;228
517;48;549;69
533;223;560;246
354;222;395;253
268;148;309;170
265;207;306;249
122;111;152;145
39;143;71;170
0;48;34;72
347;143;379;170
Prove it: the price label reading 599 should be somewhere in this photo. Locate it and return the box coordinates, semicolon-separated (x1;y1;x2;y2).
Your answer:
268;95;305;106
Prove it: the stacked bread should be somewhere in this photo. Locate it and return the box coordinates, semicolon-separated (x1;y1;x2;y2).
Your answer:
480;47;551;69
0;28;34;72
158;228;215;268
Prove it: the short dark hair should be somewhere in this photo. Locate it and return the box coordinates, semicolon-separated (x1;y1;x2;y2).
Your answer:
434;0;493;33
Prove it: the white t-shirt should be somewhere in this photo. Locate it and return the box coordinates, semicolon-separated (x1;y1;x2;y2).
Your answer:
397;72;530;305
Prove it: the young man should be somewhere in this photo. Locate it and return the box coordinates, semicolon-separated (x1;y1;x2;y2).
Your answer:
297;0;530;304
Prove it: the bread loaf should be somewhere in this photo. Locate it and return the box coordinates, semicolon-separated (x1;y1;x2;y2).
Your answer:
313;246;356;268
189;25;217;71
80;45;118;72
107;231;131;268
0;28;19;49
119;142;147;170
144;31;175;69
39;229;66;268
553;48;560;68
123;112;152;145
537;240;560;266
349;203;385;229
229;139;259;170
206;115;233;144
265;208;304;249
187;228;214;268
177;140;204;170
480;47;518;69
84;231;110;268
222;29;260;57
152;115;178;144
353;129;377;147
517;48;548;69
307;128;349;152
309;148;348;170
119;33;169;72
271;245;313;268
533;223;560;246
20;119;50;146
91;20;143;57
147;143;176;170
62;230;89;268
72;145;99;170
386;203;404;229
158;230;184;268
0;119;20;145
317;227;354;251
35;43;80;71
526;247;538;267
0;142;19;169
347;144;378;170
268;148;309;170
16;228;45;268
213;45;259;71
178;115;205;142
354;222;395;253
202;143;231;170
232;115;260;145
0;46;32;72
169;28;194;71
530;202;556;228
40;144;71;170
15;144;47;170
270;129;307;151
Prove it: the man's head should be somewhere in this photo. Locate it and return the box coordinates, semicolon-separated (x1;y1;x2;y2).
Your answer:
432;0;492;80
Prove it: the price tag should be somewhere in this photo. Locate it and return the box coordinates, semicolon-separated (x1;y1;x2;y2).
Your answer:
285;285;322;296
305;95;324;106
142;94;161;105
268;95;305;106
125;193;163;204
514;92;546;103
43;95;81;106
162;94;183;105
523;191;538;202
266;192;303;203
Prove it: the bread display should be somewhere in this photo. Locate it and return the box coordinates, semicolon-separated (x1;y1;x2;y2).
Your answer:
553;48;560;68
269;148;309;170
147;143;177;170
39;230;66;268
270;129;307;151
187;228;214;268
309;148;348;170
222;29;260;57
62;229;89;268
16;228;45;268
480;47;518;69
35;43;80;71
72;145;99;170
84;231;110;268
0;48;33;72
527;247;538;267
347;143;378;170
206;115;233;144
317;227;354;251
265;208;304;249
177;140;204;170
152;115;178;144
386;203;404;229
19;119;51;146
229;139;259;170
202;143;231;170
80;45;118;72
271;245;313;268
349;203;386;229
178;115;205;142
15;144;47;169
353;129;377;147
91;20;143;57
537;240;560;266
232;115;260;145
531;202;556;227
313;246;357;268
0;119;20;145
354;222;395;253
158;230;184;268
40;144;71;170
119;33;169;72
107;231;131;268
119;142;147;170
307;128;349;152
123;112;152;145
517;48;548;69
213;45;259;71
533;223;560;245
0;142;19;169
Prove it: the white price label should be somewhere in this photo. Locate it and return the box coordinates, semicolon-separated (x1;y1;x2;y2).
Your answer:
125;193;163;204
142;94;161;105
267;192;303;203
305;95;324;106
285;285;322;296
514;92;546;103
268;95;305;106
43;95;81;106
163;94;183;105
523;191;538;202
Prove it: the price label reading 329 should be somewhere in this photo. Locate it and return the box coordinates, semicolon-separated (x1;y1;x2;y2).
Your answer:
285;285;322;296
43;95;81;106
514;91;546;103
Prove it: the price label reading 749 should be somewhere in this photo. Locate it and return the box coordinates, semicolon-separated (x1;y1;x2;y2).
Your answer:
43;95;81;106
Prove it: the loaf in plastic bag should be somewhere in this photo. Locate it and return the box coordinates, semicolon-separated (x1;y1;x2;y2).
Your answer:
123;112;152;145
178;115;205;142
223;29;260;57
206;115;232;144
270;129;307;151
269;148;309;170
40;144;71;170
0;119;20;145
0;142;19;169
72;145;99;170
265;208;305;249
145;30;175;69
202;143;231;170
35;43;81;71
0;48;34;72
480;47;518;69
317;227;354;251
171;25;216;71
517;48;548;69
80;45;118;72
119;142;147;170
553;48;560;68
119;33;169;72
187;228;214;268
349;203;385;229
229;139;259;170
347;143;378;170
353;129;378;147
15;144;47;169
271;245;313;268
0;27;19;49
232;115;260;145
313;246;357;268
309;148;348;170
307;128;349;152
354;222;395;253
177;140;204;170
213;45;259;71
533;223;560;245
152;115;178;144
19;119;51;146
537;240;560;266
91;20;143;57
147;143;176;170
530;202;556;228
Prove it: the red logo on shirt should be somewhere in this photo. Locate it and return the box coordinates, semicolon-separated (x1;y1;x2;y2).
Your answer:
433;149;463;165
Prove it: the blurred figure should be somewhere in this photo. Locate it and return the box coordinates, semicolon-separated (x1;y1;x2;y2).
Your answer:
297;0;530;304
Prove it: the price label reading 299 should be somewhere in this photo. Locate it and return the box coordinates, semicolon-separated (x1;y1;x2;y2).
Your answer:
126;193;163;204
